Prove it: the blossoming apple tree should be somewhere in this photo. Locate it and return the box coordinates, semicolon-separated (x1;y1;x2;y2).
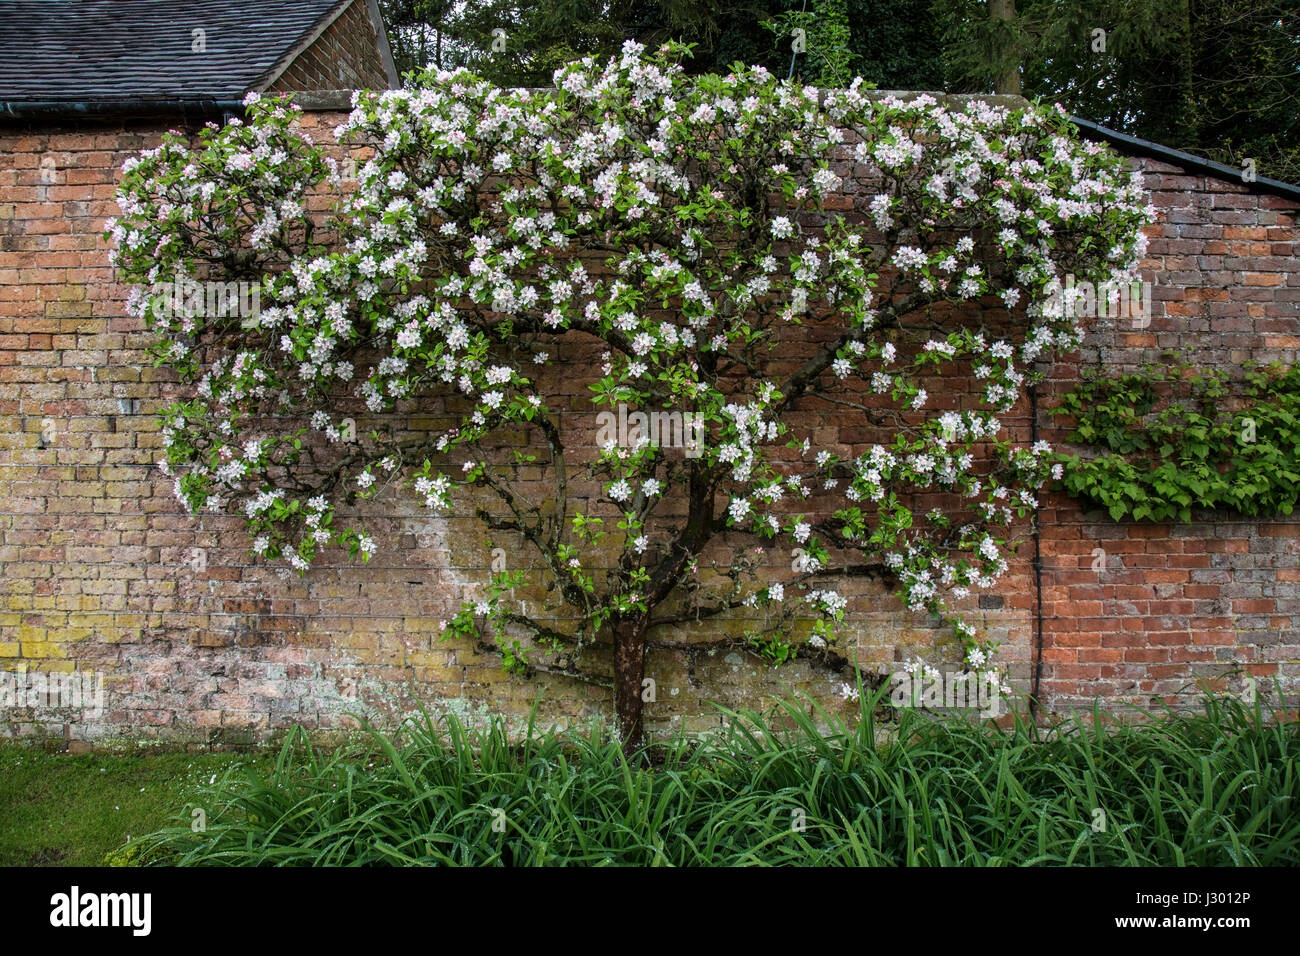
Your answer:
108;42;1150;749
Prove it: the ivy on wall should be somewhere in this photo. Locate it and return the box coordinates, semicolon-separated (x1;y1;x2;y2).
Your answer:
1051;360;1300;522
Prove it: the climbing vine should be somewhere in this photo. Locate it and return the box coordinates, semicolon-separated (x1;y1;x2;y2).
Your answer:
1052;359;1300;522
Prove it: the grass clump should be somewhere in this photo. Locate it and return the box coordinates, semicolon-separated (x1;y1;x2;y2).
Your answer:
122;691;1300;866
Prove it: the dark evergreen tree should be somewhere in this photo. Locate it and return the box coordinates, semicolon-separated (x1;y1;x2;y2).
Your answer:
379;0;1299;180
936;0;1300;181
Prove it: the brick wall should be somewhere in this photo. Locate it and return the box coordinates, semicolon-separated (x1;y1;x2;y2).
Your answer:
266;0;392;95
1037;162;1300;712
0;108;1297;750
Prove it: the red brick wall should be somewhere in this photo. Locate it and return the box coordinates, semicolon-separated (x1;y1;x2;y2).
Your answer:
266;0;392;94
0;111;1296;749
1037;162;1300;713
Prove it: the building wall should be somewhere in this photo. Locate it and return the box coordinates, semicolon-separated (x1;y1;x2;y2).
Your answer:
266;0;392;95
0;109;1296;750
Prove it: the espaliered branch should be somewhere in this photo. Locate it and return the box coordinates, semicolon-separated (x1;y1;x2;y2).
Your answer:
108;41;1152;749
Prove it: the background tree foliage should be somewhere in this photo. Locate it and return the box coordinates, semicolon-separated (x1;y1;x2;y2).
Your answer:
936;0;1300;183
378;0;1300;181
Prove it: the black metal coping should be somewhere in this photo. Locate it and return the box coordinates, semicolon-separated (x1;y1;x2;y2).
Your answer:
1070;115;1300;204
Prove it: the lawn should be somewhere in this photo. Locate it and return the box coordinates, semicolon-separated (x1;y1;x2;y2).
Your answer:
0;746;269;866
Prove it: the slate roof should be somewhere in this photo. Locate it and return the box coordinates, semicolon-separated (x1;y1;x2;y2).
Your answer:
0;0;354;106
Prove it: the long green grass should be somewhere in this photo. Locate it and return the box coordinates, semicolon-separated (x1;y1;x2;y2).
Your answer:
124;691;1300;866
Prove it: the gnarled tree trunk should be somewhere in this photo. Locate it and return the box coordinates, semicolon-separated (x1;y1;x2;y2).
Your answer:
613;614;649;756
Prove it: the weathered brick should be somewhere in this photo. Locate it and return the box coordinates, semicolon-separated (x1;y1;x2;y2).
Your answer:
1;102;1298;750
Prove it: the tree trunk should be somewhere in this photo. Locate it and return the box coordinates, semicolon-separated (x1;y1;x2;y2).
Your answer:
990;0;1021;95
613;615;649;756
1177;0;1198;148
